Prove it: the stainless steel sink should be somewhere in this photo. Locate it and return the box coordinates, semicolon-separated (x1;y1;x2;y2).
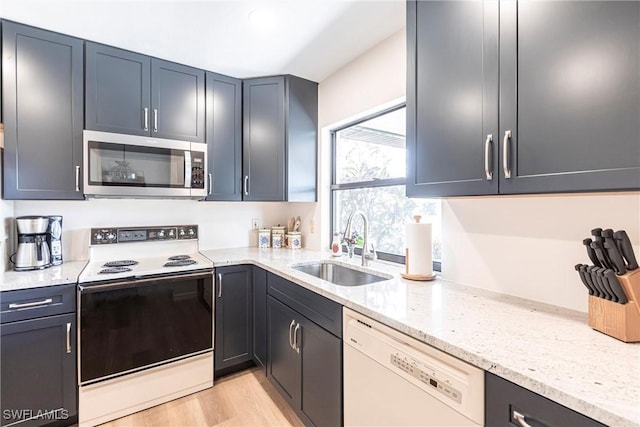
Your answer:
292;261;391;286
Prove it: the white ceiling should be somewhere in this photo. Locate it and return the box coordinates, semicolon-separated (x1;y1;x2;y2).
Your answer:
0;0;406;82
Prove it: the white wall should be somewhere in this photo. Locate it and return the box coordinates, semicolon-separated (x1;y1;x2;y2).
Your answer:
311;26;640;313
12;199;305;261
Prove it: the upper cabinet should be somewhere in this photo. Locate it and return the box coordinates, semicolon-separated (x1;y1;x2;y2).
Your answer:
243;76;318;202
85;43;205;142
205;72;242;201
2;22;85;200
407;0;640;197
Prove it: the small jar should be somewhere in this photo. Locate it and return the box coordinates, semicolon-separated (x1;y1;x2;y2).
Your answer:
331;233;342;257
287;232;302;249
258;229;271;248
272;226;286;249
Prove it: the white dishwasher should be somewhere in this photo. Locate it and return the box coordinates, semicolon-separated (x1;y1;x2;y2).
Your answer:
343;308;484;426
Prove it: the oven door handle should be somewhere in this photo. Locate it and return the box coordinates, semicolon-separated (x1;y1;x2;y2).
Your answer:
79;271;213;292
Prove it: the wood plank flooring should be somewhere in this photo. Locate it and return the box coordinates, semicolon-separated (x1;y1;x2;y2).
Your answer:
99;368;303;427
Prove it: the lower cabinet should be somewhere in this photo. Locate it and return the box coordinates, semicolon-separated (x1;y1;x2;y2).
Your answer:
252;267;268;374
485;372;605;427
0;285;77;427
267;273;342;427
214;265;253;376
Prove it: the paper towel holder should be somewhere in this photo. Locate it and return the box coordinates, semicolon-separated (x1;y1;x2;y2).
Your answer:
401;215;436;281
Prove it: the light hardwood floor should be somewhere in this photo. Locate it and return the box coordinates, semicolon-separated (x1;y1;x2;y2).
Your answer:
99;368;303;427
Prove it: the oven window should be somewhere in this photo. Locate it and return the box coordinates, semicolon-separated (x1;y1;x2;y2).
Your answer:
80;274;213;384
88;141;186;187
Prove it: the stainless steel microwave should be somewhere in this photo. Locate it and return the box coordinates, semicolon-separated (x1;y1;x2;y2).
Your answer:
83;130;207;198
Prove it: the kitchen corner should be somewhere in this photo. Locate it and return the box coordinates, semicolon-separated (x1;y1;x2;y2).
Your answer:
201;247;640;427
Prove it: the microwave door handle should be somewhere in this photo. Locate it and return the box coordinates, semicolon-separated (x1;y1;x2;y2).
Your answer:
184;151;192;188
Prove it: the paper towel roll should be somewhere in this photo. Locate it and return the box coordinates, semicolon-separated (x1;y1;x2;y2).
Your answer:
405;217;433;276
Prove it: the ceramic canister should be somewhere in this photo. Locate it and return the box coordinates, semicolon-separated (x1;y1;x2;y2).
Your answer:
272;226;286;249
258;229;271;248
287;232;302;249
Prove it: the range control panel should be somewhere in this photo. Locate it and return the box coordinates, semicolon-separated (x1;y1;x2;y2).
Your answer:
91;225;198;245
390;353;462;404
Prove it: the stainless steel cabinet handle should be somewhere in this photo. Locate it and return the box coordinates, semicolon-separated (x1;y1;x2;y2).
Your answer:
293;323;301;354
503;130;512;179
75;166;81;192
9;298;53;309
244;176;249;196
153;109;158;133
288;320;296;350
484;134;493;181
208;173;212;195
512;410;533;427
217;273;223;298
66;322;71;354
143;107;149;131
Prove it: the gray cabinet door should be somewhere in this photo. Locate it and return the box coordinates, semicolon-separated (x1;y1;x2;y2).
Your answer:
2;22;84;200
299;316;342;427
242;77;286;201
205;72;242;201
1;313;77;427
499;1;640;193
252;267;267;374
406;0;499;197
214;266;253;375
267;296;301;408
151;59;205;142
85;42;151;136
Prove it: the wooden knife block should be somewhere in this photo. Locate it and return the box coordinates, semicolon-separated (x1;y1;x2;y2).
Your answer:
588;268;640;343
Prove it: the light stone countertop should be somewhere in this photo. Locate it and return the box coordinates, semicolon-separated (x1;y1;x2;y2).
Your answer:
201;247;640;427
0;260;88;292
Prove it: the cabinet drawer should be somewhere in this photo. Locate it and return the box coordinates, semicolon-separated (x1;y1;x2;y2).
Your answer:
485;372;605;427
1;284;76;324
267;273;342;338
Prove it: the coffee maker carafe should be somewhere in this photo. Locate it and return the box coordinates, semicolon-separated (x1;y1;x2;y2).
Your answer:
14;216;52;271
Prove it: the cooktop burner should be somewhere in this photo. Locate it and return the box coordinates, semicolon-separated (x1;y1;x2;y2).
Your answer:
99;266;133;274
168;255;191;261
103;260;139;267
164;259;197;267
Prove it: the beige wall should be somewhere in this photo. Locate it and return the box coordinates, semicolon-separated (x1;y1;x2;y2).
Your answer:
311;27;640;313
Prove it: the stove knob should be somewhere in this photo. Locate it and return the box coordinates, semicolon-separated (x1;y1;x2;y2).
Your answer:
95;233;104;241
107;233;116;241
179;229;186;237
169;229;175;237
188;228;195;237
158;230;165;238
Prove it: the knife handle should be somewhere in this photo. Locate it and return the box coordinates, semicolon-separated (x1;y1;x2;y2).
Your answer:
614;230;638;270
596;267;616;302
604;269;628;304
587;266;606;299
575;264;595;295
591;228;603;238
591;241;612;270
582;238;601;267
603;240;626;275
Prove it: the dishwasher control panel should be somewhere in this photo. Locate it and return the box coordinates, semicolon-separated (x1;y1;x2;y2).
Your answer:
391;353;462;404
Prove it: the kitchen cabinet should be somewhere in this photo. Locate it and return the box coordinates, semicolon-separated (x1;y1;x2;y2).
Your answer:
85;43;205;142
406;0;640;197
485;372;605;427
205;72;242;201
2;21;84;200
267;273;342;427
242;75;318;202
0;284;77;427
214;265;253;376
252;267;267;374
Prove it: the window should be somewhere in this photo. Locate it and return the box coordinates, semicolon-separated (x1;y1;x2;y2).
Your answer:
331;105;441;268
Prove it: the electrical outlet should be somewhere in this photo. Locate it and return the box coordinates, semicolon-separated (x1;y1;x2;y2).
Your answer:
251;219;259;230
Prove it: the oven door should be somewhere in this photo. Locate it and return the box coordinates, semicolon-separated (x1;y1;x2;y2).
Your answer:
78;271;213;385
83;130;202;198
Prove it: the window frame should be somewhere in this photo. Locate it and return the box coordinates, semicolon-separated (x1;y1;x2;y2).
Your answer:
329;104;441;271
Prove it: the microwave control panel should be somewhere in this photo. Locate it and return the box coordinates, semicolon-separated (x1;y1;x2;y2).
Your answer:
191;153;205;189
91;225;199;245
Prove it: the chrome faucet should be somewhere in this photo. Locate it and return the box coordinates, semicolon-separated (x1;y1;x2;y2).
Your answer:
343;210;376;266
